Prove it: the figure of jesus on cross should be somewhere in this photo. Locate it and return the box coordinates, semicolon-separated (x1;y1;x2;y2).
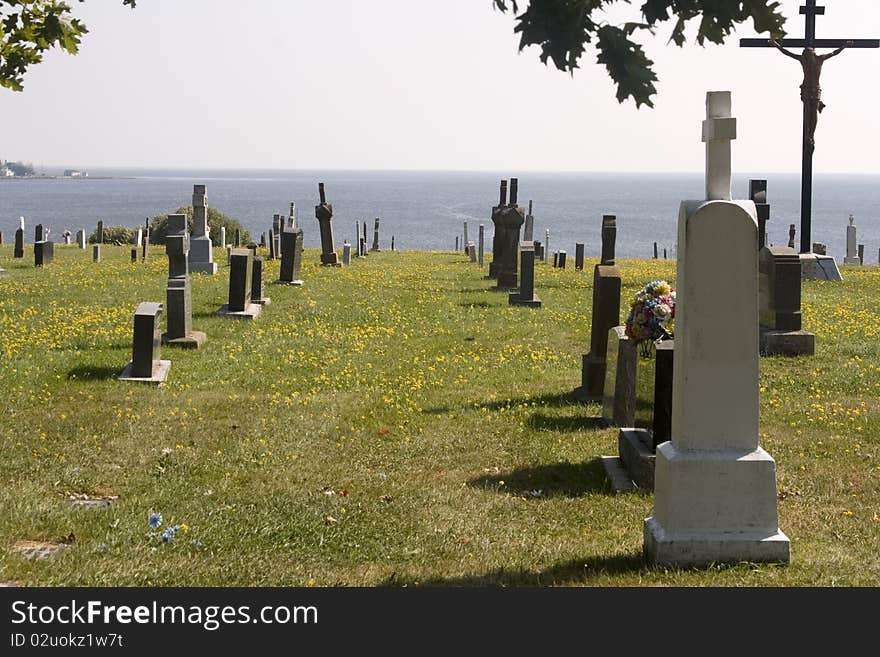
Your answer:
741;1;878;254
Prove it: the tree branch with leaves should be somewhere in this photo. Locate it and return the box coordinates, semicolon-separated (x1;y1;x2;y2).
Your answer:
493;0;787;107
1;0;136;91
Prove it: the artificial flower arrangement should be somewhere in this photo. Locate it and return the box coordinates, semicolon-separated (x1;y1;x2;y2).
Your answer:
624;280;676;345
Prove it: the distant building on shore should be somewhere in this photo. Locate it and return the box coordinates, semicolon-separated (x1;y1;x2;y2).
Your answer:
63;169;88;178
0;165;14;177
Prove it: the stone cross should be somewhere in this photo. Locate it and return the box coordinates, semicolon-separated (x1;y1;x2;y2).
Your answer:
189;185;217;274
162;214;205;347
702;91;736;201
749;179;770;249
315;182;339;266
488;180;508;278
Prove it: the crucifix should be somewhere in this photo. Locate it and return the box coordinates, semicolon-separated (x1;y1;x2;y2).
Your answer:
741;0;878;254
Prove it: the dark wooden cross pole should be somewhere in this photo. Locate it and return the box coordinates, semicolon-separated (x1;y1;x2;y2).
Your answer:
741;0;878;254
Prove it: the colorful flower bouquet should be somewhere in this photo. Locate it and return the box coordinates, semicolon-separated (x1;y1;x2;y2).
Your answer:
624;280;676;350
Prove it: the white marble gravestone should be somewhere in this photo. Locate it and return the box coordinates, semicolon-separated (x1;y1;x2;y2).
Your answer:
644;91;790;566
843;215;861;265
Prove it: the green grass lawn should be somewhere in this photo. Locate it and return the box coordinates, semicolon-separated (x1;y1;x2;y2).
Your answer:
0;244;877;586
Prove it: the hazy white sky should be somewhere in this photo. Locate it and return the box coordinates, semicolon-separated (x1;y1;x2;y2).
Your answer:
2;0;879;173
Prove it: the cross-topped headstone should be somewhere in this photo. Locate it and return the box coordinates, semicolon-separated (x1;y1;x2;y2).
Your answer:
702;91;736;201
741;1;878;253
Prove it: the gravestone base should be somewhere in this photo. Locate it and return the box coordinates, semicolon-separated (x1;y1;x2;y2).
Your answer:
843;256;861;266
273;279;304;286
118;359;171;385
508;292;541;308
799;253;841;281
618;428;655;490
252;297;271;306
161;331;207;349
572;353;605;403
644;442;791;566
599;456;637;494
321;252;341;266
760;328;815;357
215;303;262;320
190;262;218;275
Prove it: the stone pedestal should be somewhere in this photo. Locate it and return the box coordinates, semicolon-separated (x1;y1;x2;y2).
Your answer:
189;184;217;274
759;246;814;356
645;91;789;567
315;182;340;266
276;228;304;285
509;242;541;308
119;302;170;384
217;249;261;319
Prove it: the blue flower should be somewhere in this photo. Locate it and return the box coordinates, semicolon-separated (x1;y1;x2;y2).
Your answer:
148;513;162;529
160;528;176;543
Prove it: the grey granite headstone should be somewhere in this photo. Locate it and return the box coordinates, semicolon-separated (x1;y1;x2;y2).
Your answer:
478;224;484;267
119;302;170;384
602;326;636;427
234;228;241;248
77;229;86;249
759;246;814;356
35;224;45;243
93;244;101;262
573;215;622;403
509;241;541;308
558;251;567;269
162;214;206;348
812;242;826;255
277;228;304;285
749;179;770;250
487;180;507;279
523;200;534;241
189;184;217;274
220;226;227;249
251;256;270;305
315;183;339;266
268;229;275;260
492;178;525;290
371;217;380;251
343;241;351;266
97;220;104;244
34;241;54;267
463;221;469;254
468;243;476;263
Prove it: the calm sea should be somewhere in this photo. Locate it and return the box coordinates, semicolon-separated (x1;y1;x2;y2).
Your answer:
1;169;878;260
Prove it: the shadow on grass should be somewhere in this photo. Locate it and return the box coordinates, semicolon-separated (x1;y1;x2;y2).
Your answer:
422;391;583;416
528;413;605;432
468;457;609;498
382;552;647;586
458;301;492;308
67;365;121;381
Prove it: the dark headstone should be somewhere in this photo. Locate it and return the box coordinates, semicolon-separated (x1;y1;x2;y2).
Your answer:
509;242;541;308
14;228;24;258
487;180;508;279
558;251;567;269
391;235;395;251
97;220;104;244
493;180;525;290
260;232;266;248
234;229;241;248
602;326;636;427
315;182;339;266
812;242;827;255
600;215;616;265
575;243;585;270
759;246;814;356
371;217;380;251
131;248;138;263
788;223;796;249
251;256;268;303
228;249;253;312
131;302;163;378
93;244;101;262
278;228;304;284
552;252;559;268
35;224;45;243
268;229;275;260
34;241;54;267
142;228;149;262
858;244;864;265
634;339;674;449
533;240;542;261
161;213;204;347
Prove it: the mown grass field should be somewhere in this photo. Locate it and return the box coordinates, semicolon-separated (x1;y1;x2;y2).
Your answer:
0;243;877;586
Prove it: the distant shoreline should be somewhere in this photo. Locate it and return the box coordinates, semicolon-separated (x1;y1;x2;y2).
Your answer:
0;176;132;181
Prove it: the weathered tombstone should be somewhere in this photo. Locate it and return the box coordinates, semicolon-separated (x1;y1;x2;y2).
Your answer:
362;221;368;255
161;214;206;348
455;236;459;252
644;91;789;567
130;248;138;263
96;220;104;244
858;244;864;265
268;229;275;260
276;228;304;285
523;201;534;241
572;215;622;403
487;180;507;279
119;302;170;384
749;179;770;250
34;240;54;267
552;252;559;268
601;326;637;427
478;224;485;267
533;240;543;261
463;221;469;254
260;232;266;248
135;227;143;249
468;243;477;263
342;241;352;266
558;251;567;269
289;202;297;229
225;246;232;264
35;224;45;243
509;242;541;308
0;231;3;245
759;246;815;356
843;215;861;265
359;237;367;258
391;235;395;251
189;185;217;274
217;248;261;319
653;242;658;259
544;229;550;264
93;244;101;262
272;215;282;258
575;243;585;270
14;228;24;258
812;241;826;255
220;226;227;249
492;178;525;290
251;256;270;305
315;183;340;266
371;217;380;251
63;231;71;245
787;223;796;249
142;228;150;262
234;228;241;248
663;248;667;259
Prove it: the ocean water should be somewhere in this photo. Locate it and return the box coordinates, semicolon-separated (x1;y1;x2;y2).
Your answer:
1;169;878;260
